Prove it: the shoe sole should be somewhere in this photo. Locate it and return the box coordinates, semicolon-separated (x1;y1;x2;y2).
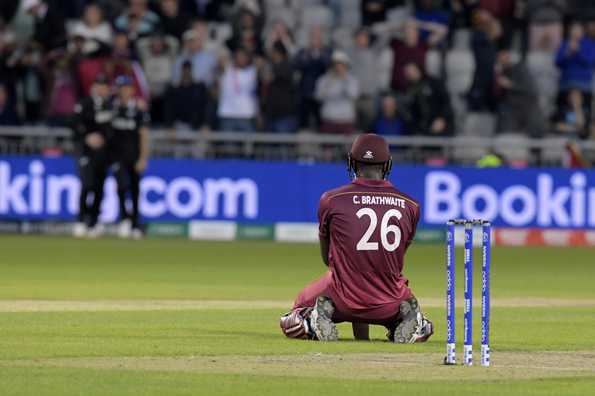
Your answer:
394;298;420;344
310;296;338;341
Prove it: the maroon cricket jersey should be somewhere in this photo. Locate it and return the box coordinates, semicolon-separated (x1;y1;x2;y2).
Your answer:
318;178;420;323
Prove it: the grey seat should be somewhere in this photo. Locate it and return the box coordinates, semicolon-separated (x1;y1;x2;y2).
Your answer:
452;136;489;164
527;51;559;118
452;29;470;50
301;5;333;29
446;50;474;93
461;112;496;137
540;136;567;166
446;49;474;121
425;49;442;78
493;133;531;164
267;7;298;29
332;26;354;50
339;0;361;26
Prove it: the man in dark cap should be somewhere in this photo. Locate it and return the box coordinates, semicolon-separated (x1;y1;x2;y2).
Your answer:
71;74;113;238
280;133;433;343
110;75;151;239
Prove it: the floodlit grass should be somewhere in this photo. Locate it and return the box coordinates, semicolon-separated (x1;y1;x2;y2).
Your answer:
0;236;594;395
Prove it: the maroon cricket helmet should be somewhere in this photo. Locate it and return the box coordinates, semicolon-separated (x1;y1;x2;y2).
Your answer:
348;133;393;179
350;133;391;164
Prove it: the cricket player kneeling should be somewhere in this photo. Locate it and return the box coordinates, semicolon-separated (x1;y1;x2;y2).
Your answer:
280;134;433;343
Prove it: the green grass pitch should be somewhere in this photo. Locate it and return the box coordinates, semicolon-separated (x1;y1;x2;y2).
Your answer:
0;235;594;395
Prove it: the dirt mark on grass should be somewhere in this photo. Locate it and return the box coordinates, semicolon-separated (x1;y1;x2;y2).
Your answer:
0;300;288;312
0;298;594;312
3;352;595;381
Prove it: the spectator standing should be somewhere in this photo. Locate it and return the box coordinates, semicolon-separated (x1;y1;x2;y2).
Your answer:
347;28;386;130
262;43;298;133
494;50;546;136
555;22;595;95
158;0;192;41
294;26;332;129
14;45;44;123
450;0;481;29
0;84;19;125
24;0;67;52
525;0;566;52
217;47;259;132
264;21;296;57
401;62;453;135
390;20;447;91
114;0;160;41
137;33;180;124
44;52;79;126
315;51;360;134
172;30;218;87
372;93;407;136
467;10;501;111
165;60;210;130
478;0;517;49
227;8;264;59
69;3;113;56
103;31;151;103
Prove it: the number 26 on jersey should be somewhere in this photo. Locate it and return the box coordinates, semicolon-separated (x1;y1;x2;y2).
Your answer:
356;208;402;252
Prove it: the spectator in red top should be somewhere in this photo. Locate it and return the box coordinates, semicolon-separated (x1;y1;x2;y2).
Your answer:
478;0;517;48
390;19;447;91
44;52;79;126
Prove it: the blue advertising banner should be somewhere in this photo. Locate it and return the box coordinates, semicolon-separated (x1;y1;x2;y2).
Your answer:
1;156;594;229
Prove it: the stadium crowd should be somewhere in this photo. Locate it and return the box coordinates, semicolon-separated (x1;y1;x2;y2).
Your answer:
1;0;595;144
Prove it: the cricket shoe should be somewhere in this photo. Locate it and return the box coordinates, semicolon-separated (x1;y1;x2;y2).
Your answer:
117;219;132;238
391;298;434;344
73;222;87;238
131;228;143;240
86;224;105;239
309;296;338;341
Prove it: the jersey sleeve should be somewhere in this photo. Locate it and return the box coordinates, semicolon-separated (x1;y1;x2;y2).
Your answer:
317;192;332;241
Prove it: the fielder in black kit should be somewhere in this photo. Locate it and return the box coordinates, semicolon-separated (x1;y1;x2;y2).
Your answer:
71;74;113;237
110;75;150;239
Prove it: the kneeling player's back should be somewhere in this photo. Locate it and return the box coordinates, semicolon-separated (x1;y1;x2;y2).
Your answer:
318;178;419;305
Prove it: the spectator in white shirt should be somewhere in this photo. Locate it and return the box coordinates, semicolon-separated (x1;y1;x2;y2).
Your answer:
69;3;113;55
172;29;218;87
136;32;179;124
217;47;258;132
315;50;360;134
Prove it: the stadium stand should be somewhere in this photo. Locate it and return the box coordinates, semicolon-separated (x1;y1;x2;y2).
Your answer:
0;0;594;165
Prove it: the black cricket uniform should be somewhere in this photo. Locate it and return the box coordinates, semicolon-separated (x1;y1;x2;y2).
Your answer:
71;95;113;227
110;99;150;229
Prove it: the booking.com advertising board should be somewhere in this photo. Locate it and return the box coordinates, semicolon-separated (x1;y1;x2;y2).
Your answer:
1;156;595;231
